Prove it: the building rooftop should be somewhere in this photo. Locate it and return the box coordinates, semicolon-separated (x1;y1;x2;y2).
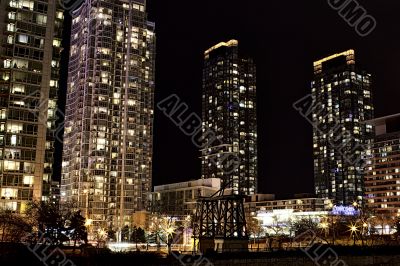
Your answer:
313;49;355;74
154;178;221;192
366;113;400;126
204;39;238;57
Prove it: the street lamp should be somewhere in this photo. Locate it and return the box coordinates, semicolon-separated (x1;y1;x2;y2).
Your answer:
348;223;359;246
85;219;93;227
327;202;336;245
320;222;329;238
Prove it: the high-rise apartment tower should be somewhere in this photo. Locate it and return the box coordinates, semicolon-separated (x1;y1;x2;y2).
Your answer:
312;50;374;206
61;0;155;231
201;40;257;195
0;0;63;212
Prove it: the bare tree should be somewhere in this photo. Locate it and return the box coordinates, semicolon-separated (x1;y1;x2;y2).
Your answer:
246;216;264;250
148;214;177;254
0;209;31;242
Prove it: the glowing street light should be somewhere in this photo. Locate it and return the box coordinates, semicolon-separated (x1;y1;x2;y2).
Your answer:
166;227;175;235
348;223;359;246
320;222;329;237
99;228;106;237
85;219;93;227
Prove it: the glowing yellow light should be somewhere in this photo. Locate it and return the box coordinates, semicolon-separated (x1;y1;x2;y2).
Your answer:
166;227;174;235
204;39;238;57
320;222;329;229
313;49;355;67
85;219;93;226
348;223;359;234
99;229;106;237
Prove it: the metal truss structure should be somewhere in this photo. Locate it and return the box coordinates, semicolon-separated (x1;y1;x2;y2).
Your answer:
193;186;248;253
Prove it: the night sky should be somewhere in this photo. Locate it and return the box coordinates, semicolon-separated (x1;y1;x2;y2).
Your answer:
57;0;400;198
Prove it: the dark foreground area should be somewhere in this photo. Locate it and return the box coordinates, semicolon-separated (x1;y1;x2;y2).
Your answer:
2;243;400;265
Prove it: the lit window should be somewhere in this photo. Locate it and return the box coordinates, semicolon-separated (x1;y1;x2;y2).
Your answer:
53;39;61;47
7;122;23;133
11;135;17;145
8;12;16;20
7;23;16;32
18;34;28;43
23;176;34;185
3;59;11;68
56;11;64;20
7;35;14;44
50;80;58;87
11;84;25;94
36;14;47;25
3;160;20;171
1;188;18;199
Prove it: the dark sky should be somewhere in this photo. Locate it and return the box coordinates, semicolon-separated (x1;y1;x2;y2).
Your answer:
57;1;400;198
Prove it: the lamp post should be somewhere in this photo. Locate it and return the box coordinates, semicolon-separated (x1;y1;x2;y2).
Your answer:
362;222;368;246
321;222;329;238
328;202;336;245
349;223;359;246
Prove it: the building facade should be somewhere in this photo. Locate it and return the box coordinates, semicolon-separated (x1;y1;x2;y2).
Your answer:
201;40;257;195
0;0;63;212
245;194;330;236
61;0;155;231
149;178;221;216
245;194;328;217
365;114;400;217
311;50;374;206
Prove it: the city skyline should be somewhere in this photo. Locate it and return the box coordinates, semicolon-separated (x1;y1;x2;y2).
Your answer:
2;0;399;206
1;0;400;263
145;0;400;197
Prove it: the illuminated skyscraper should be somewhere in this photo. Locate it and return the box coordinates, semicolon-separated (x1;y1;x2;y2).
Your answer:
201;40;257;195
312;50;374;206
0;1;64;212
61;0;155;231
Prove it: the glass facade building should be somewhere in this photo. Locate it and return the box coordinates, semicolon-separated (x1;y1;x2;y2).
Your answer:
365;114;400;216
61;0;155;231
201;40;257;195
312;50;374;206
0;0;63;212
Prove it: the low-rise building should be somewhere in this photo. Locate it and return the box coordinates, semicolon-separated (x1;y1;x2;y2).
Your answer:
245;193;328;217
245;194;331;236
149;178;221;216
